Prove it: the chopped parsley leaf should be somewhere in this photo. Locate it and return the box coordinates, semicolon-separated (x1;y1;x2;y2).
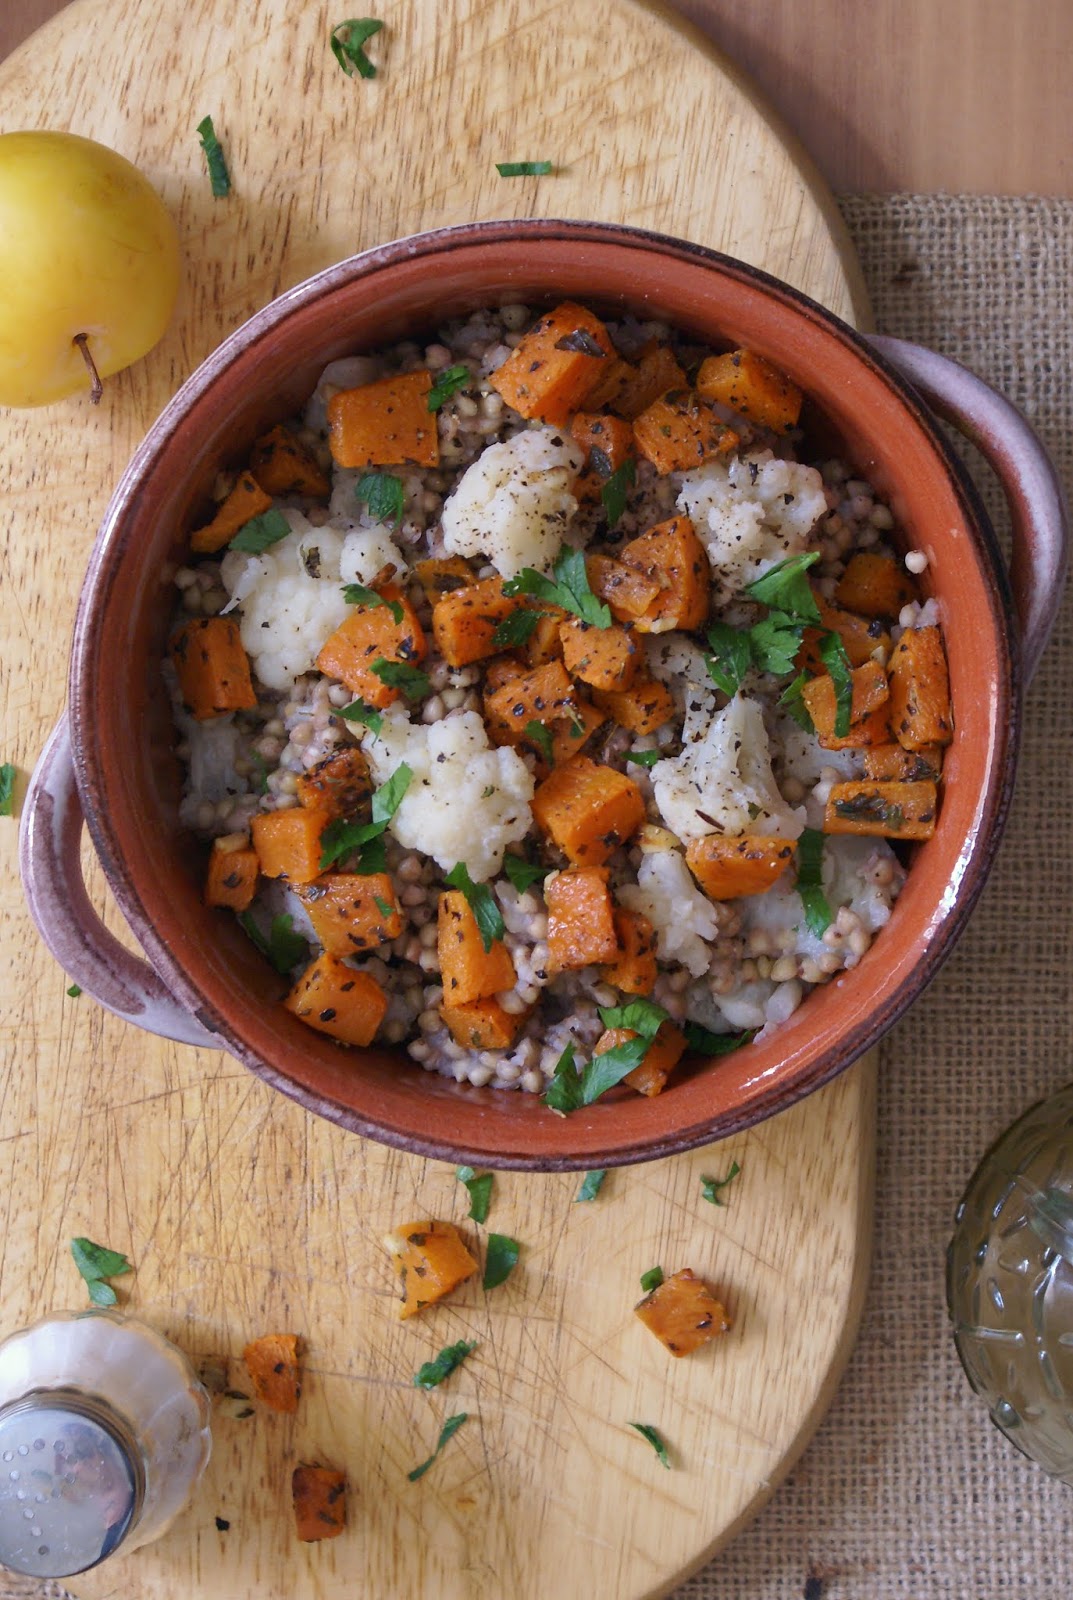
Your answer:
407;1412;468;1481
503;545;611;628
483;1233;519;1290
336;698;383;735
491;609;543;649
342;583;404;623
748;610;806;677
628;1422;672;1469
778;670;815;733
495;160;553;176
444;861;505;951
503;853;546;895
543;1034;651;1114
818;629;854;737
238;910;308;973
624;749;659;769
705;620;752;696
354;470;404;526
524;720;554;761
196;115;231;197
319;763;411;869
70;1237;132;1308
576;1169;607;1202
66;984;82;998
373;894;394;919
229;508;291;553
744;552;822;622
795;826;832;936
639;1265;664;1293
413;1341;477;1391
330;17;383;79
597;997;668;1038
370;658;430;702
700;1160;741;1206
456;1165;494;1224
682;1020;755;1056
427;364;471;411
600;457;637;527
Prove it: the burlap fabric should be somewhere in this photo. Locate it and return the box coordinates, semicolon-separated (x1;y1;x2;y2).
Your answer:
4;196;1072;1600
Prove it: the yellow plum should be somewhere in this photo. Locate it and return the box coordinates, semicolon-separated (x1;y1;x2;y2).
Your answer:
0;131;180;408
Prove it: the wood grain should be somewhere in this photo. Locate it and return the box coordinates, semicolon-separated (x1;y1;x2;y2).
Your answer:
0;2;874;1596
4;0;1073;195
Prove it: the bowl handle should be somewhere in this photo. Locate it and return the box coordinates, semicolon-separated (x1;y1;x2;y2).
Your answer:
864;336;1069;684
18;714;221;1049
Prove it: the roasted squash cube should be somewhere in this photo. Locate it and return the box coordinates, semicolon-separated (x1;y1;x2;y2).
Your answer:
205;835;259;911
284;954;389;1045
412;555;475;601
632;390;738;475
888;625;953;749
292;1464;346;1542
295;873;403;956
586;554;662;622
251;424;330;497
570;411;635;502
695;349;802;432
559;618;641;691
327;370;439;468
861;742;944;782
532;756;645;866
546;867;619;970
170;617;257;720
592;678;676;736
243;1332;301;1413
190;472;273;555
315;584;427;707
824;780;938;840
685;834;796;900
635;1268;731;1356
384;1219;479;1319
440;995;528;1050
432;576;531;668
595;1021;687;1098
800;658;891;749
602;907;658;995
797;594;891;675
251;807;327;884
438;890;517;1005
834;553;917;619
619;516;710;632
296;747;373;823
489;301;615;427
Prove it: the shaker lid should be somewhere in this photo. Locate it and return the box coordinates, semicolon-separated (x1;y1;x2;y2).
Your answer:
0;1388;143;1578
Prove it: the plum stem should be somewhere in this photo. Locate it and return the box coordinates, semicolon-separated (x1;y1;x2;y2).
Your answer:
73;334;103;405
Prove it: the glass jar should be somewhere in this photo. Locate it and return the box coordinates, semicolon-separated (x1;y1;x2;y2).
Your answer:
0;1309;211;1578
947;1081;1073;1483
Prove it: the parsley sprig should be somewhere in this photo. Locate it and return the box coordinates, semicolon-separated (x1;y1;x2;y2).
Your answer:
354;470;404;526
444;861;505;951
408;1412;468;1481
744;552;822;619
628;1422;672;1469
413;1341;477;1391
336;698;383;735
238;910;308;974
795;826;832;936
427;365;470;411
543;1000;670;1114
682;1021;755;1056
456;1165;494;1224
700;1161;741;1206
503;545;611;629
342;583;404;623
483;1234;519;1290
229;508;291;553
319;763;412;870
576;1169;608;1202
70;1237;133;1308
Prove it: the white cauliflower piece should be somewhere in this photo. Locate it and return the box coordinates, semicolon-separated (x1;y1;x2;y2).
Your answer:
619;850;721;978
362;709;534;881
220;512;350;691
645;634;717;729
339;525;408;585
650;694;805;843
676;449;827;604
440;425;585;578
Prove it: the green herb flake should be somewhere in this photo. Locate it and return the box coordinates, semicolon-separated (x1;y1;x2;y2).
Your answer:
413;1340;477;1391
795;826;832;936
600;457;637;528
354;470;405;527
778;670;815;734
682;1021;755;1056
542;1042;584;1115
407;1412;468;1482
319;763;411;869
444;861;505;952
336;698;383;735
628;1422;672;1469
543;1031;653;1115
0;763;16;817
456;1165;494;1224
491;609;543;649
576;1169;607;1203
503;545;611;629
196;115;231;198
524;720;554;762
624;749;659;769
639;1265;664;1294
71;1236;132;1307
66;984;82;998
705;621;752;697
483;1233;520;1290
597;997;668;1038
496;160;553;177
503;853;546;895
370;658;430;702
342;583;404;624
228;508;292;553
747;610;806;677
238;911;308;974
700;1160;741;1207
330;17;383;79
818;630;854;737
374;894;394;920
427;364;471;411
744;552;822;622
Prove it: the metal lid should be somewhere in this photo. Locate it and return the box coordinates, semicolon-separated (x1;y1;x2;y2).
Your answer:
0;1388;144;1578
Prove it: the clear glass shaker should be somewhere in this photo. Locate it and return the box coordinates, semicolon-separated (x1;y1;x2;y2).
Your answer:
947;1081;1073;1482
0;1309;211;1578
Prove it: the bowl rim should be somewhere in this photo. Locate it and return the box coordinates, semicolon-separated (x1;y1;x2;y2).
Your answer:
68;217;1021;1168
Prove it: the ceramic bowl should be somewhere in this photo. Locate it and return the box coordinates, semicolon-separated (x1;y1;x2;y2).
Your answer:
20;220;1068;1169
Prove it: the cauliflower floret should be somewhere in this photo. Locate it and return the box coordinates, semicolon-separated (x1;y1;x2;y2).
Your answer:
645;634;717;729
676;449;827;605
618;850;721;978
339;526;407;585
440;425;585;578
363;709;534;881
650;694;805;843
220;512;350;691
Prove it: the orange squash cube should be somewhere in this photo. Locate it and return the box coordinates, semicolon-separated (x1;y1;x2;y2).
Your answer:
440;995;528;1050
800;658;891;749
243;1332;301;1413
824;780;938;840
592;678;675;736
204;835;259;911
888;625;953;749
315;584;427;707
295;872;403;955
489;301;615;427
326;370;439;469
685;834;797;900
431;576;531;667
587;554;662;622
602;907;658;995
619;516;710;632
190;472;273;555
532;756;645;866
284;954;389;1045
594;1020;687;1098
695;348;803;432
384;1219;479;1319
545;867;620;970
292;1464;346;1542
412;555;475;601
570;411;635;501
635;1268;732;1356
861;742;944;783
250;424;330;497
170;617;258;721
559;617;641;692
797;594;891;675
484;660;577;749
438;890;517;1005
834;553;917;619
295;747;372;823
632;390;738;475
251;807;327;884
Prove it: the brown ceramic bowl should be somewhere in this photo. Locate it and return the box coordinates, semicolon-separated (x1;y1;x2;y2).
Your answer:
20;220;1068;1169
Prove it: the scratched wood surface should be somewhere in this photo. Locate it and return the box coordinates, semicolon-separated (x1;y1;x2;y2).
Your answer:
0;2;875;1596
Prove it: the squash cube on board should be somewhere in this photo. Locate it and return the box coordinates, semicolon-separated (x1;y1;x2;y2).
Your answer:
243;1332;301;1413
635;1268;732;1356
292;1464;346;1542
384;1219;479;1319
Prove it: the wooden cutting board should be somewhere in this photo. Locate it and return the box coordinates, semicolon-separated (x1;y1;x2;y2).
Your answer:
0;2;874;1596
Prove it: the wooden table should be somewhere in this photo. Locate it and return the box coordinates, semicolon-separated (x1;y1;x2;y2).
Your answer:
4;0;1073;194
